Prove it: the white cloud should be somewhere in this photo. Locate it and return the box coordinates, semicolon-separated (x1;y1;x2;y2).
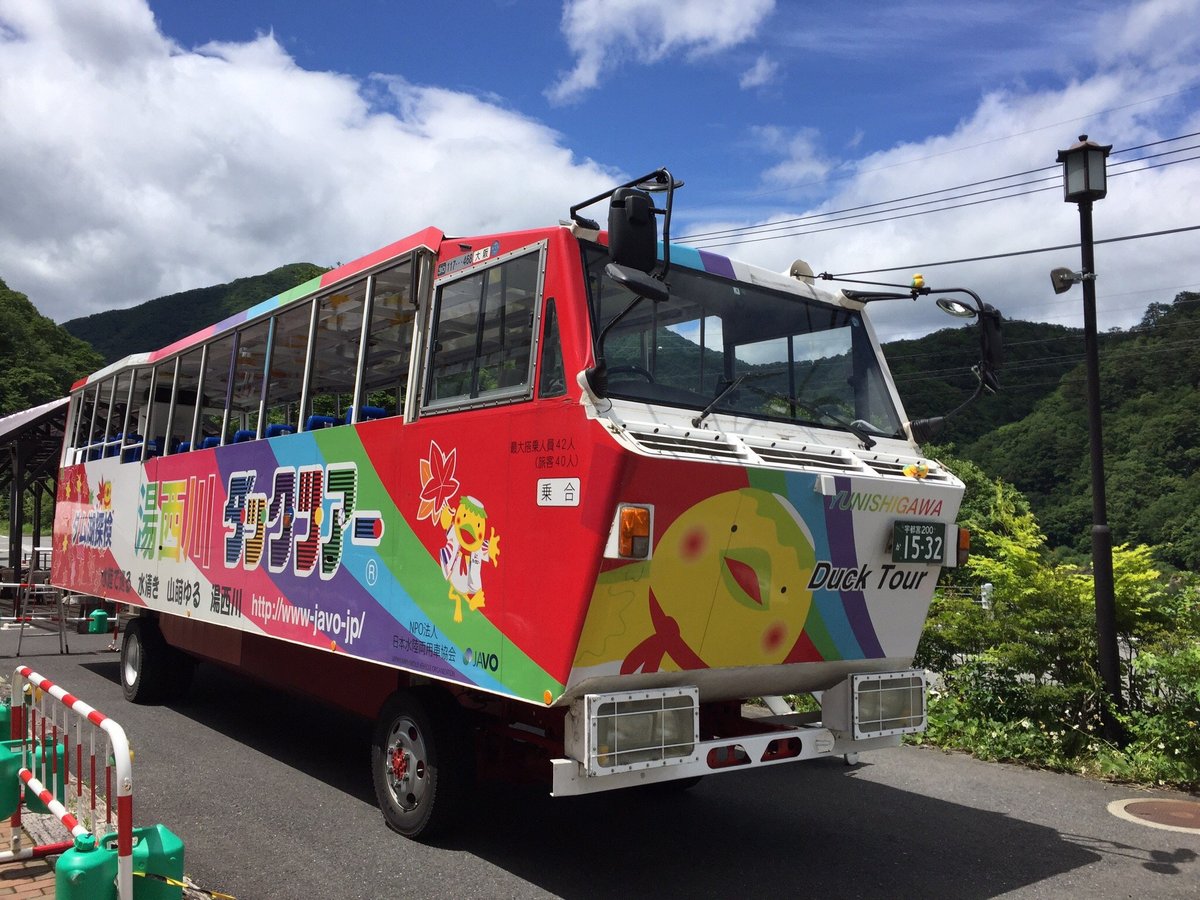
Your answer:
753;126;834;187
684;0;1200;341
0;0;619;321
547;0;775;104
739;54;779;90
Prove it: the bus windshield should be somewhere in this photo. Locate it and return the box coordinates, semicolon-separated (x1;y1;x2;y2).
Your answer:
583;244;905;439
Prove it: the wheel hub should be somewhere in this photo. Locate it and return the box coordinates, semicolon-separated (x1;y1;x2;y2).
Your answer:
390;747;409;782
123;638;140;686
384;717;428;814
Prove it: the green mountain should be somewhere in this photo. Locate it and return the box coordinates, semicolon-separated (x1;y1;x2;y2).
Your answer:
61;263;328;364
886;318;1084;446
960;292;1200;571
0;277;103;417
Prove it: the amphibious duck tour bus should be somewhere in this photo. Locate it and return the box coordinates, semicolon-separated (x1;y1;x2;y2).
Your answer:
52;170;1001;838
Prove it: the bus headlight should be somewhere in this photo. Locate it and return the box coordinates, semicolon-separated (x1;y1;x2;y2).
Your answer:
822;671;927;739
585;688;699;774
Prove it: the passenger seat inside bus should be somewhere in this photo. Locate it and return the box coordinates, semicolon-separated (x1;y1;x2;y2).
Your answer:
120;434;143;463
343;405;388;424
305;415;337;431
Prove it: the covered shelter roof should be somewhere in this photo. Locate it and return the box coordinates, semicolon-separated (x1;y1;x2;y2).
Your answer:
1;397;68;572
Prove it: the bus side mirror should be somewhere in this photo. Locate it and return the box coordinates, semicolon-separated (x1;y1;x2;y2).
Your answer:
604;263;669;304
608;187;657;274
979;303;1003;391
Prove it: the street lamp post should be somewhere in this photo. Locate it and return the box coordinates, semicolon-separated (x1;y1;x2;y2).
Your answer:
1055;134;1124;744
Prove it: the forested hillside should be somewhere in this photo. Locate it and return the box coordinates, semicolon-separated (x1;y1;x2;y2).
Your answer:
885;318;1084;446
0;277;102;416
61;263;327;364
962;291;1200;571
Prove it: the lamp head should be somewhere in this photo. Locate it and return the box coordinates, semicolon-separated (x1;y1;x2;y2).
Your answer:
936;297;977;318
1050;267;1080;295
1056;134;1112;203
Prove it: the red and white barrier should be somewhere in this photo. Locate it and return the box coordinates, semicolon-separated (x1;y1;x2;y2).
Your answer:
3;666;134;899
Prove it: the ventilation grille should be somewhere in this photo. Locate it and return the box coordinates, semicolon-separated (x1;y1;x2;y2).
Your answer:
625;428;748;462
858;454;953;482
622;424;949;484
740;437;860;474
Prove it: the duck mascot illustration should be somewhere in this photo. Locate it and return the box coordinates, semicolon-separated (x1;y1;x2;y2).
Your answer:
438;495;500;623
576;487;822;673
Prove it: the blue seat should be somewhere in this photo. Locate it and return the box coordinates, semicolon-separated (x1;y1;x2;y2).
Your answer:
177;441;191;453
305;415;337;431
265;423;295;438
232;429;256;443
121;434;143;463
345;405;388;424
200;436;221;449
104;434;123;458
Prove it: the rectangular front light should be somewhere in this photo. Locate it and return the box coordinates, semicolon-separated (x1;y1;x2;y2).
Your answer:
585;688;699;775
852;672;926;738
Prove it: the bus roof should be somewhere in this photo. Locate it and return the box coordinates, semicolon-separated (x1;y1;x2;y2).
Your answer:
70;223;833;391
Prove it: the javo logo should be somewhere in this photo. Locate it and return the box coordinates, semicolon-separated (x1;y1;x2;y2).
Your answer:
463;647;499;672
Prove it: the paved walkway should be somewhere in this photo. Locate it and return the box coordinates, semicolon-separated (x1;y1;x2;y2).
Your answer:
0;821;55;899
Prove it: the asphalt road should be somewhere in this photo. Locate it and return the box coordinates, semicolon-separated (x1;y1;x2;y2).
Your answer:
3;625;1197;899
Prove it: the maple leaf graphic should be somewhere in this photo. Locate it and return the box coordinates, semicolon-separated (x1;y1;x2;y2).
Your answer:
417;440;459;523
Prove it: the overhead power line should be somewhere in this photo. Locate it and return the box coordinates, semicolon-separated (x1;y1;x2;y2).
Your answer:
686;131;1200;251
824;224;1200;278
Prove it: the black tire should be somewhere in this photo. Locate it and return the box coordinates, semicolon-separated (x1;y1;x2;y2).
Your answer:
371;690;472;840
120;618;169;704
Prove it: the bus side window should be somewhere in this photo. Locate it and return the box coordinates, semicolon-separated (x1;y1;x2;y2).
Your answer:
200;334;235;446
170;346;204;451
307;280;368;425
538;298;566;398
227;317;271;443
72;383;98;462
426;249;540;407
359;260;415;419
263;300;313;436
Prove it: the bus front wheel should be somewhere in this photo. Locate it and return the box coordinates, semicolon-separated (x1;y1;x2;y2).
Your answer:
371;689;471;840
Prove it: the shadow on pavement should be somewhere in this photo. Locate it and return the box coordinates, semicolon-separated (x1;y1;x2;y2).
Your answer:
82;658;376;805
80;655;1105;899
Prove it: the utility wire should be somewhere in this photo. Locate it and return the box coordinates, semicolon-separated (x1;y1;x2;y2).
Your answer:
690;152;1200;251
686;132;1200;249
687;139;1200;244
824;224;1200;278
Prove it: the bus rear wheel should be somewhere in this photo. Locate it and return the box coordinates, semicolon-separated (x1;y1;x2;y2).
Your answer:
371;690;471;840
120;618;169;704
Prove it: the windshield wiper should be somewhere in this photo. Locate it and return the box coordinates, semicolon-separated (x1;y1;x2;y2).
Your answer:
746;385;877;450
819;408;876;450
692;374;747;427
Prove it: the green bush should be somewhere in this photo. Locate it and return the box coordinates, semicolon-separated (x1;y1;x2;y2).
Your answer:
913;453;1200;790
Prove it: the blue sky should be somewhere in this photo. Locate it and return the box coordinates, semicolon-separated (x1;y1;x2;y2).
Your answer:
1;0;1198;340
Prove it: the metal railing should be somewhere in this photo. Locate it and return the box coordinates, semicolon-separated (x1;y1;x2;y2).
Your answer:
1;666;134;899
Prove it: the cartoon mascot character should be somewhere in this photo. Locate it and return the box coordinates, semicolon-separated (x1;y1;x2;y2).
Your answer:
438;496;500;622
